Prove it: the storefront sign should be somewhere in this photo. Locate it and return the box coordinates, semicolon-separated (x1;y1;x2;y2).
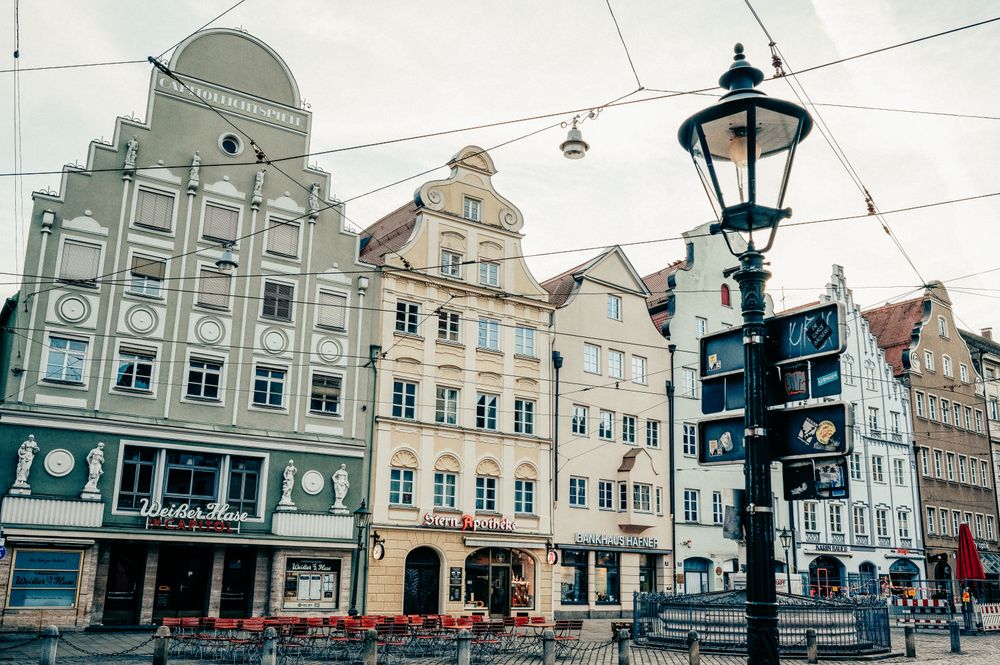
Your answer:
140;499;248;533
813;544;850;553
421;513;516;532
8;550;82;608
288;559;337;573
574;533;660;549
284;558;340;610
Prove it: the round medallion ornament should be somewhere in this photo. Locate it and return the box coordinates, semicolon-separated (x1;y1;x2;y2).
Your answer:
372;542;386;561
125;305;157;335
56;295;90;324
262;328;288;354
317;337;343;363
44;449;75;477
301;470;325;495
194;317;225;345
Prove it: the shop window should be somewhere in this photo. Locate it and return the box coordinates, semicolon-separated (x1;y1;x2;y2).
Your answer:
639;554;657;593
283;558;340;610
464;548;535;613
559;549;588;605
163;451;220;509
117;446;157;510
8;550;82;608
594;551;620;604
227;457;261;516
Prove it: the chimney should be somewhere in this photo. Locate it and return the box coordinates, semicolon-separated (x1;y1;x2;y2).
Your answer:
982;327;993;340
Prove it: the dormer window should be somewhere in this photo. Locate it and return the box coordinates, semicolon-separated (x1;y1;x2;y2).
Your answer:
463;197;481;221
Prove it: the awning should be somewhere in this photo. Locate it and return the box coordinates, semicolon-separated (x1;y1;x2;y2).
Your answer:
980;552;1000;576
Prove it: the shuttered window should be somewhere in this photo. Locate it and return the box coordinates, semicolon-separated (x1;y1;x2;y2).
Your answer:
134;189;174;231
262;281;294;321
202;203;239;241
130;255;165;279
197;268;231;308
266;218;299;257
59;240;101;284
317;290;347;329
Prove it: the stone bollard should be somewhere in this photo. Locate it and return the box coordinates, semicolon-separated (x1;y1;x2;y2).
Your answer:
38;625;59;665
363;628;378;665
456;628;471;665
152;625;171;665
904;626;916;658
260;626;278;665
949;620;961;654
617;629;630;665
542;629;555;665
687;630;700;665
806;628;818;664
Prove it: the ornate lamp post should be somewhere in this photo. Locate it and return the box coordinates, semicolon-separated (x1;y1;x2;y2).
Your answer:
348;500;372;616
778;527;793;593
677;44;812;665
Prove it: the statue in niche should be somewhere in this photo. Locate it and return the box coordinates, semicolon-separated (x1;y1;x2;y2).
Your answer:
330;464;349;514
124;136;139;169
81;442;105;498
308;182;321;219
13;435;40;491
252;168;266;210
187;151;201;192
277;459;297;510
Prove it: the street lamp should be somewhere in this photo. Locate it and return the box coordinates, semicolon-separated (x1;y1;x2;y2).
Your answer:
677;44;812;665
778;527;793;594
215;242;238;274
348;500;372;616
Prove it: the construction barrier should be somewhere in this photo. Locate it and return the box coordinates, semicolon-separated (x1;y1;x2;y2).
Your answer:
892;598;956;629
982;603;1000;632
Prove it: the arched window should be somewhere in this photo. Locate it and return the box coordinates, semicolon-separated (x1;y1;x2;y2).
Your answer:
720;284;731;307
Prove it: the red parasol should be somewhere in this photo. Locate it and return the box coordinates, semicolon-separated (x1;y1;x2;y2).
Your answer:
955;522;986;581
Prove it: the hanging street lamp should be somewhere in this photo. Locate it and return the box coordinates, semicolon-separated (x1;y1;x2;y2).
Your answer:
677;44;813;665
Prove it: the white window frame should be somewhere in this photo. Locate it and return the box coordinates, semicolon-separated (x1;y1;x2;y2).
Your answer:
569;476;587;507
682;423;697;456
308;371;344;417
125;249;167;299
712;491;723;524
608;350;625;379
440;250;463;278
583;344;601;374
392;380;418;420
182;351;226;406
395;300;421;335
607;295;622;321
434;472;457;509
435;386;459;426
683;489;699;523
478;260;500;287
598;410;614;440
437;309;461;343
514;398;535;435
112;342;158;396
463;196;482;222
631;356;648;384
646;420;660;448
43;332;91;387
598;480;614;510
477;318;501;351
389;468;415;506
622;415;636;444
56;236;104;287
260;279;296;323
514;326;536;357
476;392;499;431
196;264;232;310
250;364;288;411
572;405;588;436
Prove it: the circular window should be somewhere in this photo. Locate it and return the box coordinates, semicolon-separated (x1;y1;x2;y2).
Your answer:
218;133;243;156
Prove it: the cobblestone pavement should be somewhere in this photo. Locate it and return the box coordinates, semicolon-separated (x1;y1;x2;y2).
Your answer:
0;624;997;664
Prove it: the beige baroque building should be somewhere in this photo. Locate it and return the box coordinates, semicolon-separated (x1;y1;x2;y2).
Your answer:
542;248;673;618
359;147;554;616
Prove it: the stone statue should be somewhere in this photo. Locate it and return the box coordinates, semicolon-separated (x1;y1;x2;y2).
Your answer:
330;464;349;514
308;182;320;219
251;168;266;210
187;151;201;193
124;136;138;169
81;442;105;499
277;459;297;510
12;435;40;493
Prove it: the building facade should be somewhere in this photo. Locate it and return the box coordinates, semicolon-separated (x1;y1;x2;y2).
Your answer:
865;283;1000;581
0;29;375;628
542;247;673;618
791;266;925;596
959;328;1000;536
360;147;554;617
643;223;791;594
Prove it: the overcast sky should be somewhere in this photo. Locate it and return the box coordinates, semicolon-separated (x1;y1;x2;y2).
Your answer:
2;0;998;335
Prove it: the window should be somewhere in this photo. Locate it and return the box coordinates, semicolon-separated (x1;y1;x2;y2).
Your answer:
891;411;901;432
607;295;622;320
197;268;231;308
683;489;699;522
261;281;294;321
310;374;342;415
683;423;697;456
964;406;973;430
721;284;731;307
943;355;953;377
437;310;461;342
897;511;910;539
991;398;999;421
569;477;587;507
392;380;417;419
622;415;636;444
847;453;863;480
975;410;984;434
463;196;481;221
915;392;925;418
854;506;868;535
926;507;935;535
514;326;535;357
476;393;498;430
115;346;155;392
514;399;535;435
219;133;242;156
941;399;950;425
868;407;880;431
893;458;906;486
202;202;239;241
632;483;652;512
186;358;222;400
395;301;420;335
583;344;601;373
988;516;996;541
317;291;347;329
599;410;614;440
478;261;500;287
712;491;723;524
571;404;588;435
804;502;818;531
954;402;962;428
434;472;457;508
920;448;929;476
970;460;978;486
952;512;960;537
282;558;340;610
227;457;261;515
871;456;884;483
134;188;174;231
631;356;647;384
163;451;220;509
252;366;286;408
389;468;414;505
45;336;88;384
440;250;463;278
960;363;969;383
924;350;934;371
946;453;956;481
934;450;943;478
116;446;156;510
619;482;628;512
876;509;889;537
598;480;614;510
940;509;949;536
938;316;948;337
515;479;534;514
560;550;589;604
266;218;300;257
8;550;82;609
59;239;101;285
695;317;707;337
608;350;625;379
647;420;661;448
477;318;500;351
982;461;990;488
829;504;843;533
679;368;698;398
959;455;968;483
435;387;459;425
128;255;165;297
928;396;937;421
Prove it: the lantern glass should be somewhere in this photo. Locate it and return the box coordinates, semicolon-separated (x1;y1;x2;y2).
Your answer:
353;501;371;530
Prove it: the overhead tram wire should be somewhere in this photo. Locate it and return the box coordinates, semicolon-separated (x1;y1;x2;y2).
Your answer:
605;0;643;89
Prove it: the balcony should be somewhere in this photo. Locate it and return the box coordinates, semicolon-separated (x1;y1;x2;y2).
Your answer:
618;510;658;531
0;496;104;528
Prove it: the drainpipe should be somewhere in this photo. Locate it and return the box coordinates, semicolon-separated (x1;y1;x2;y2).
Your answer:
361;343;381;615
552;351;563;502
667;344;677;578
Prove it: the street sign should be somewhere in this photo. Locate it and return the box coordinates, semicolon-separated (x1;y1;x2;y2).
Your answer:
698;414;745;465
783;458;850;500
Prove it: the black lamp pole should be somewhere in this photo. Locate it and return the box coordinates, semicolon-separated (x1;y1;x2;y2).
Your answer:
348;500;371;617
779;528;793;593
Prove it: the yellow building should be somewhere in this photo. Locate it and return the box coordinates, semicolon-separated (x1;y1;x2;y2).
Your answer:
360;147;554;616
